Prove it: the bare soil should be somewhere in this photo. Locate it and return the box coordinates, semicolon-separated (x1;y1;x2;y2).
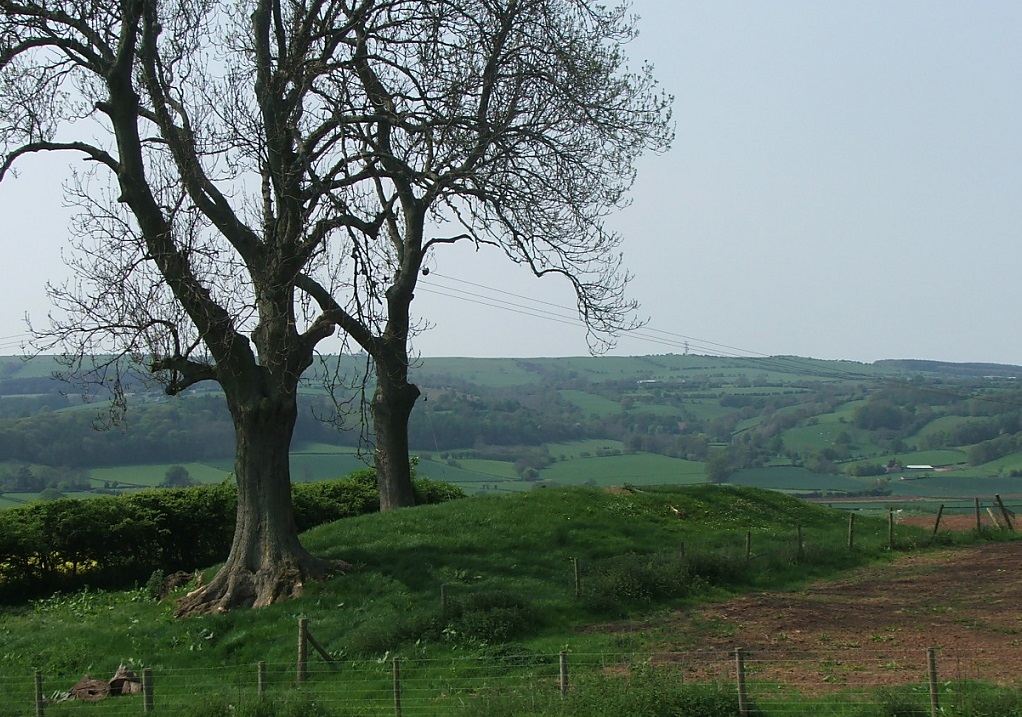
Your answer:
635;527;1022;692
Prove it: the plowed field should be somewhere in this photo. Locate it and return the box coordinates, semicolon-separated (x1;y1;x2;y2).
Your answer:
640;532;1022;691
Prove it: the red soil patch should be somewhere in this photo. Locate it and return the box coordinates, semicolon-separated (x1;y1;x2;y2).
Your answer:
621;539;1022;693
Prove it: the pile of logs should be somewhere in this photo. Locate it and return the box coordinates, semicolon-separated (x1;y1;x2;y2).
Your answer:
68;664;142;701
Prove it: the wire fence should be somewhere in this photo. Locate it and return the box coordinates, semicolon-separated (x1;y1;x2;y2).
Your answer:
7;646;1022;716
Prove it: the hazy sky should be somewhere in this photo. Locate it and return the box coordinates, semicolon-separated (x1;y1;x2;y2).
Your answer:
2;2;1021;364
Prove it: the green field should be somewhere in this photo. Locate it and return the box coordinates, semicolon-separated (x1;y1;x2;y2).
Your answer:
731;466;867;493
6;353;1022;507
89;462;231;488
540;453;704;486
546;439;626;459
414;456;528;493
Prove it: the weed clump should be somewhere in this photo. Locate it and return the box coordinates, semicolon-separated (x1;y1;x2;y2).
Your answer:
568;665;752;716
186;693;331;717
346;589;540;656
443;590;540;645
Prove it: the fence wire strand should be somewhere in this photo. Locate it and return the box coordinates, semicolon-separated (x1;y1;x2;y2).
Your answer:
7;646;1022;715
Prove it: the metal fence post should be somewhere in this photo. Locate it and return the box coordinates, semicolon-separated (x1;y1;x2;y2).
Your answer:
393;656;402;717
559;651;569;698
34;670;44;717
735;648;749;716
927;648;940;717
142;668;154;713
298;618;309;683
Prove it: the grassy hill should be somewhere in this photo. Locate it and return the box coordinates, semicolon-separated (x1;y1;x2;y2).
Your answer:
0;484;952;715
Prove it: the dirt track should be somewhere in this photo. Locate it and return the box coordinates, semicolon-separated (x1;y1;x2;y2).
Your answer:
644;532;1022;691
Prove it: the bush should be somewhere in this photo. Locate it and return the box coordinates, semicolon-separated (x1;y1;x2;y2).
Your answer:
414;476;467;504
0;472;463;603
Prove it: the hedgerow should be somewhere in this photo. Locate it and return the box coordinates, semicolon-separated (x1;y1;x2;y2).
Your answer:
0;472;463;603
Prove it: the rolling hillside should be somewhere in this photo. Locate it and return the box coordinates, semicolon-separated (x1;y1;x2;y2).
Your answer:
3;353;1022;506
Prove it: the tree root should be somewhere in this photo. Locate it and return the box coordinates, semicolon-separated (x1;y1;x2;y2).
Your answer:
175;556;348;617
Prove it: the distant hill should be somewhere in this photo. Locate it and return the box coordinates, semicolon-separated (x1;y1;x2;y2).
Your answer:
875;359;1022;379
3;353;1022;506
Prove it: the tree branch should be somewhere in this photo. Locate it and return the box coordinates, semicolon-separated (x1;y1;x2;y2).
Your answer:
295;272;376;355
1;141;118;181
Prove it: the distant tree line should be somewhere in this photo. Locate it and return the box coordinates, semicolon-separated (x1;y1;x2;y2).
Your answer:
0;465;91;495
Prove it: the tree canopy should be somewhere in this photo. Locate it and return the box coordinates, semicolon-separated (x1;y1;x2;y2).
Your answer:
0;0;672;613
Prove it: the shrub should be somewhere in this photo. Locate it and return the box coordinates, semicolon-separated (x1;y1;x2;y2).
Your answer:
0;472;463;603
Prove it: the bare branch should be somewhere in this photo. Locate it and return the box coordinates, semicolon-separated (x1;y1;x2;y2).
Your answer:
1;140;118;180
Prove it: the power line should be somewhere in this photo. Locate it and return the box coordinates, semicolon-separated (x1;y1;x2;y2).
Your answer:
418;272;1022;411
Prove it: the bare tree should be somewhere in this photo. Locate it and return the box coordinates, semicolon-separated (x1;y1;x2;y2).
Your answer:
0;0;672;614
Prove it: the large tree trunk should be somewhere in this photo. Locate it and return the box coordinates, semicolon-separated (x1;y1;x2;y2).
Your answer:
372;352;420;510
176;391;340;616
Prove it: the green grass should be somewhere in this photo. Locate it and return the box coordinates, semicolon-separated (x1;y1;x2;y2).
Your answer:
558;389;622;415
413;456;528;493
90;462;232;488
418;357;542;386
980;452;1022;474
629;401;687;417
782;423;853;454
911;414;974;441
681;399;736;423
434;457;518;479
539;453;705;486
730;466;867;493
3;483;1018;715
546;439;626;460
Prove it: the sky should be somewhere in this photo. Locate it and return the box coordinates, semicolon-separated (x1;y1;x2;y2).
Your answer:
2;2;1022;365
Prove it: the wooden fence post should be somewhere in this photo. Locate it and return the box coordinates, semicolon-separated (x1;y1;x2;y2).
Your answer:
796;524;804;561
995;494;1014;531
927;647;940;717
298;618;309;683
257;661;266;697
142;668;154;713
571;558;581;598
34;670;44;717
975;497;981;532
932;505;944;537
735;648;749;716
847;512;856;549
888;509;895;549
440;584;448;614
745;530;752;564
559;651;569;698
393;656;402;717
